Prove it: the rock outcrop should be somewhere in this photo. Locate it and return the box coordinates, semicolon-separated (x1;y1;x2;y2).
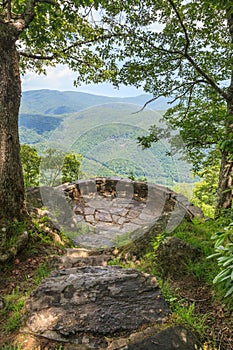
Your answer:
23;266;170;348
21;260;201;350
126;325;200;350
156;236;201;279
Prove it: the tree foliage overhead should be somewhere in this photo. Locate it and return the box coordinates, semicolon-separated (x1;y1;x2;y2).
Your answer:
3;0;231;170
86;0;230;164
0;0;117;80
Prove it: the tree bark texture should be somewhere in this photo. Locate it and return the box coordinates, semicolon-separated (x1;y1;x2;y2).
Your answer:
0;25;25;223
216;150;233;212
215;8;233;213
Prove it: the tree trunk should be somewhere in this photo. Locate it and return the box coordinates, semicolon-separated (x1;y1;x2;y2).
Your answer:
215;8;233;214
215;94;233;214
0;27;25;223
216;150;233;213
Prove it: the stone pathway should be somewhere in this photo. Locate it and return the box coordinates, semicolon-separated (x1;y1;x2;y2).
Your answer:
22;178;205;348
72;194;161;248
21;248;201;350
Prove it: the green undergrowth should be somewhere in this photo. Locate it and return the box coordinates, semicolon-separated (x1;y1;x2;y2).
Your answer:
1;346;22;350
31;260;51;286
0;216;74;341
109;217;233;346
166;219;218;283
161;280;208;339
168;218;233;305
30;215;74;248
0;260;52;335
0;222;27;253
141;218;232;299
0;287;25;333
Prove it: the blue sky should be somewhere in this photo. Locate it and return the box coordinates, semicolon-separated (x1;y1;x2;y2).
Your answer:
21;64;145;97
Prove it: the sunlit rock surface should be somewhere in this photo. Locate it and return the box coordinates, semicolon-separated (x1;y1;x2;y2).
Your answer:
23;266;170;347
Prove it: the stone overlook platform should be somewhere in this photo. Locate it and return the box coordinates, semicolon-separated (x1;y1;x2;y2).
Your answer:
29;177;203;249
62;177;202;248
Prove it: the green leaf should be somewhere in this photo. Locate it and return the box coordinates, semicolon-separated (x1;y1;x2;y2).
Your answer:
213;269;231;284
207;252;221;259
224;284;233;298
221;256;233;267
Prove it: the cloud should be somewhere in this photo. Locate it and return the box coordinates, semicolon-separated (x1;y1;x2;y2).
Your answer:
21;65;144;97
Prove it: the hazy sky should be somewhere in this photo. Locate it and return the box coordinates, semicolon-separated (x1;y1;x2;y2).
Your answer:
21;64;145;97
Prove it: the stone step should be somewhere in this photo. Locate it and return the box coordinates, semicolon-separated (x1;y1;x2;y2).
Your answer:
22;266;200;350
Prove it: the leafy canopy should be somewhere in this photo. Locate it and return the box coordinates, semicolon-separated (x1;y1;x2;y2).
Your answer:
20;144;41;188
40;148;83;186
76;0;232;170
0;0;117;83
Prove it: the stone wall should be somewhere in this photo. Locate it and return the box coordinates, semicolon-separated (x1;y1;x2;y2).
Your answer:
63;177;203;219
26;177;203;251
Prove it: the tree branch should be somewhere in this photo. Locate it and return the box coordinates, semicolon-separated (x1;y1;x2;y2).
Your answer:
185;54;228;100
167;0;228;101
12;0;56;31
133;80;207;113
19;52;55;60
169;79;207;104
19;34;114;60
37;0;56;4
168;0;190;54
133;30;225;101
132;94;165;113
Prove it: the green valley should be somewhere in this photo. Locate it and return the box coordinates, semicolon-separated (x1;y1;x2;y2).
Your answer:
19;89;192;186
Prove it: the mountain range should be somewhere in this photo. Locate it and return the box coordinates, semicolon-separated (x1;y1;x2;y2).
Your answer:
19;89;192;186
20;89;170;115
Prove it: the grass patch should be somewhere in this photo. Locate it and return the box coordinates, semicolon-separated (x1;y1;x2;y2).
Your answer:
0;287;26;333
161;281;208;339
0;221;27;253
174;303;207;339
32;261;51;285
1;346;22;350
168;219;233;303
0;261;51;335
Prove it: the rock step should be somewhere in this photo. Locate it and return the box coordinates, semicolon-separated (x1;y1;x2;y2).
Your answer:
22;265;200;350
50;248;113;269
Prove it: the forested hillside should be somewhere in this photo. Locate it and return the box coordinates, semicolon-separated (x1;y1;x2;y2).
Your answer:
19;90;191;186
20;89;170;115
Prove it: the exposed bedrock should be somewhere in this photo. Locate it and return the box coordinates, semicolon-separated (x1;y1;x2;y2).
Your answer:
22;265;200;349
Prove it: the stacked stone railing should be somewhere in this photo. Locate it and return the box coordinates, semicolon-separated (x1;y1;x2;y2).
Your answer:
26;177;203;255
63;176;202;220
60;177;202;255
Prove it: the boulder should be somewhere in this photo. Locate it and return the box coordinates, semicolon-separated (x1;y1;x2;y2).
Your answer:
23;266;170;348
126;325;200;350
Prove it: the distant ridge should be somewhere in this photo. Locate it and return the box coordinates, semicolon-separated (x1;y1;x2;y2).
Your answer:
20;89;170;115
